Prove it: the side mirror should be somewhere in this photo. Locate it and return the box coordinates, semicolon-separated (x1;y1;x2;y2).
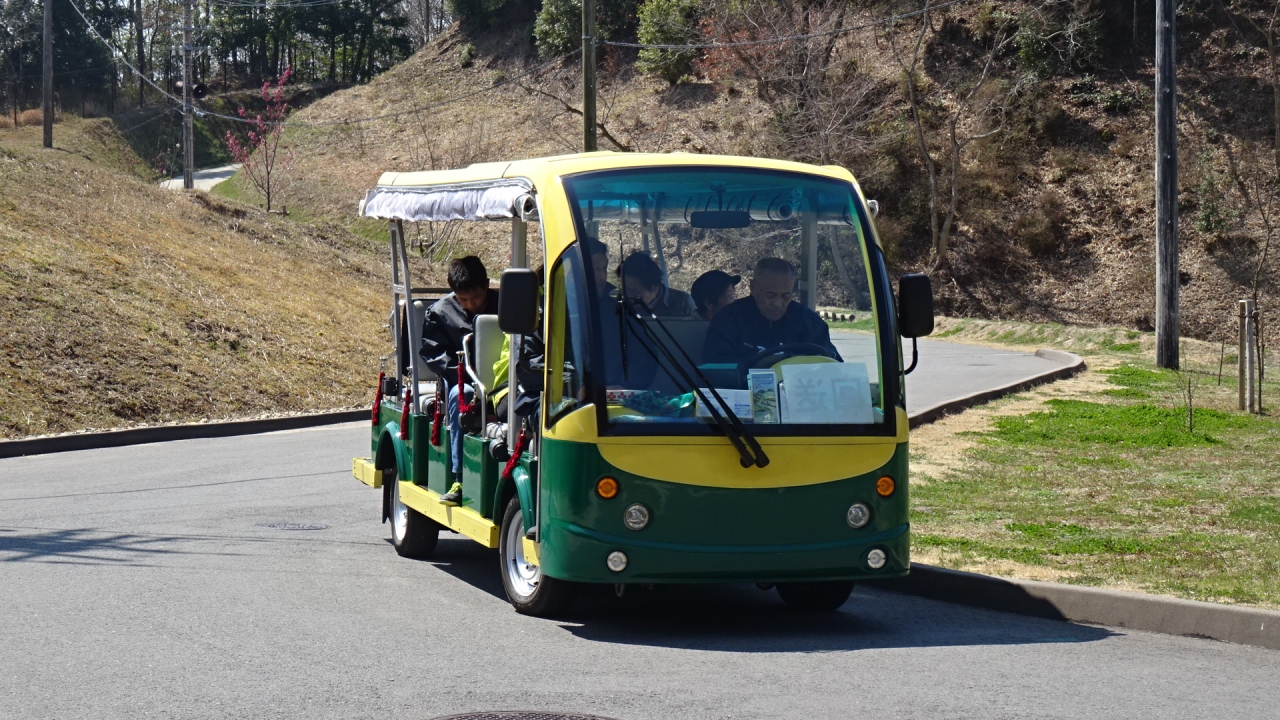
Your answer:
898;273;934;339
498;268;539;334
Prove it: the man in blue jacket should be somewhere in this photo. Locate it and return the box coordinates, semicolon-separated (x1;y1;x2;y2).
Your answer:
702;257;842;365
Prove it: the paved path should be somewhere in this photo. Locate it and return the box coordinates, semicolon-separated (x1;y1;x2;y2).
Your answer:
159;163;241;191
830;331;1068;415
2;423;1277;719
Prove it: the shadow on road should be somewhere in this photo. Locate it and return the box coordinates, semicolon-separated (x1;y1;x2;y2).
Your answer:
0;527;212;566
558;583;1119;652
410;538;1118;652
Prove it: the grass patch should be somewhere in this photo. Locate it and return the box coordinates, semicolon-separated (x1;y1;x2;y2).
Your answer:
988;399;1249;448
911;348;1280;608
827;316;878;332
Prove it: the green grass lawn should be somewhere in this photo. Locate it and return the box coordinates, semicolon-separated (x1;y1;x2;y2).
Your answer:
909;321;1280;608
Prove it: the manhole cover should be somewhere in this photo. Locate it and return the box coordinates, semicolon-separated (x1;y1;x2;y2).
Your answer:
255;523;328;531
431;714;620;720
430;707;619;712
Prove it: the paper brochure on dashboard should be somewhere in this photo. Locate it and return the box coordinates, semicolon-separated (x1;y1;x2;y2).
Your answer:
780;363;873;424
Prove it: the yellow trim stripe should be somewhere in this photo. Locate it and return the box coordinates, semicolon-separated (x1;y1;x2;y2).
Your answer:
544;406;909;488
522;537;541;567
352;457;382;489
397;481;500;549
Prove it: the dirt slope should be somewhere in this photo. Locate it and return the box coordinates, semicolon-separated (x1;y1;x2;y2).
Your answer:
280;18;1278;349
0;119;388;439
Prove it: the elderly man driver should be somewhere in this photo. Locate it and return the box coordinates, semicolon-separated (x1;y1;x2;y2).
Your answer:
702;257;842;365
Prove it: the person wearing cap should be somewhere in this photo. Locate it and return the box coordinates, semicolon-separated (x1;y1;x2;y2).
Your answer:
702;257;842;365
617;251;696;318
690;270;741;321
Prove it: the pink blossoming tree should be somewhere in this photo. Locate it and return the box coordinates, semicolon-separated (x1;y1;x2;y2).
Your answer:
225;68;294;213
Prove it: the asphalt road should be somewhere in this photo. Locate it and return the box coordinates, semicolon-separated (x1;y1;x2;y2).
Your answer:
159;163;242;191
829;331;1068;415
3;342;1277;719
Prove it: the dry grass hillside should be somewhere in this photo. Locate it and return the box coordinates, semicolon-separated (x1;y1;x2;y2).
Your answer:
0;118;390;439
275;9;1279;348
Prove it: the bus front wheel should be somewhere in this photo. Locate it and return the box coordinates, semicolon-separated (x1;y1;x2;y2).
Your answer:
389;476;439;559
776;581;855;612
499;496;576;616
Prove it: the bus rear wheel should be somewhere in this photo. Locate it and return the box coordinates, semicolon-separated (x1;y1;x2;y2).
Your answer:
776;581;855;612
499;496;576;616
389;473;440;559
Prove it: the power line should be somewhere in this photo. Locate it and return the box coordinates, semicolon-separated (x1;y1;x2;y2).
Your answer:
208;0;350;8
602;0;973;50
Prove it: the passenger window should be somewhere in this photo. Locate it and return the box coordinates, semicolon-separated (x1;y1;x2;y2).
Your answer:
545;248;590;426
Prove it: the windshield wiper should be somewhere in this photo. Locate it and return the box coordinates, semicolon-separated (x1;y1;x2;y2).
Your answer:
618;297;769;469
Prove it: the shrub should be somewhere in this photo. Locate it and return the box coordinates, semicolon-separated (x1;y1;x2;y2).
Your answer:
534;0;640;57
18;108;45;126
1194;166;1237;237
450;0;537;29
636;0;702;84
1015;14;1056;77
1014;190;1067;256
459;43;477;68
535;0;580;56
1100;88;1134;114
0;115;12;129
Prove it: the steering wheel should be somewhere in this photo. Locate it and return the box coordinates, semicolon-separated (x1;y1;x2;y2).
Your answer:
737;342;839;382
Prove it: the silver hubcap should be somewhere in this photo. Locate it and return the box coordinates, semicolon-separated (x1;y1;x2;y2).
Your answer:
392;481;409;542
504;511;540;600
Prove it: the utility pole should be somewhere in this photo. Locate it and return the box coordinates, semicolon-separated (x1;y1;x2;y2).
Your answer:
1154;0;1179;369
182;0;194;189
581;0;596;153
41;0;52;148
135;0;145;108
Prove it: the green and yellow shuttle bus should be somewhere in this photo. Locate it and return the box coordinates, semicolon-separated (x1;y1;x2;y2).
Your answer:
352;151;934;615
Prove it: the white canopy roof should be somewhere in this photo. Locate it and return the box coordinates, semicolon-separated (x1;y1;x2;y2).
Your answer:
359;177;534;222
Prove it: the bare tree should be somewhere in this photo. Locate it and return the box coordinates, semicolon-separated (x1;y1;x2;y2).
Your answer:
401;0;452;51
1220;0;1280;172
885;0;1022;271
701;0;887;167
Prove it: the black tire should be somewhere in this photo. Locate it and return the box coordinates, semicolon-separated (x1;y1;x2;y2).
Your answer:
389;471;440;559
499;495;576;616
776;581;855;612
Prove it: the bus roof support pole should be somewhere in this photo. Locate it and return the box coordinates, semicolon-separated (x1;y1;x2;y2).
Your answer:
800;194;819;309
391;220;422;413
508;218;528;450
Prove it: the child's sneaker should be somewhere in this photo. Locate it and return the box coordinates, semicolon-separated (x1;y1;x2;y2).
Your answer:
439;482;463;507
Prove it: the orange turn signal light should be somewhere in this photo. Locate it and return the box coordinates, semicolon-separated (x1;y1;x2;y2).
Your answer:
876;475;896;497
596;477;619;499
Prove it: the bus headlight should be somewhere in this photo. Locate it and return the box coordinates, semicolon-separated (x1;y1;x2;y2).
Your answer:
846;503;871;529
867;548;887;569
606;551;628;572
623;504;650;531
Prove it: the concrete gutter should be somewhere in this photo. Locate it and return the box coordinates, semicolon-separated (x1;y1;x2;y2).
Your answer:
873;564;1280;651
908;348;1085;428
0;409;367;459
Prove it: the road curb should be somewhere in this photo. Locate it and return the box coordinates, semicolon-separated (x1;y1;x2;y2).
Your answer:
0;409;367;459
5;346;1084;458
908;348;1086;428
873;563;1280;651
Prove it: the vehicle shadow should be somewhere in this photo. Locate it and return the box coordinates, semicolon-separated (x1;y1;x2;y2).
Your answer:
415;539;1119;652
401;535;510;601
556;583;1120;652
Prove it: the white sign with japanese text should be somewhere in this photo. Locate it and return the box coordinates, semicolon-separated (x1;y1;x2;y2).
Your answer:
780;363;873;424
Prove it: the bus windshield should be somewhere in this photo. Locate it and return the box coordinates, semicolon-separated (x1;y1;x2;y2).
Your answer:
556;166;889;436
